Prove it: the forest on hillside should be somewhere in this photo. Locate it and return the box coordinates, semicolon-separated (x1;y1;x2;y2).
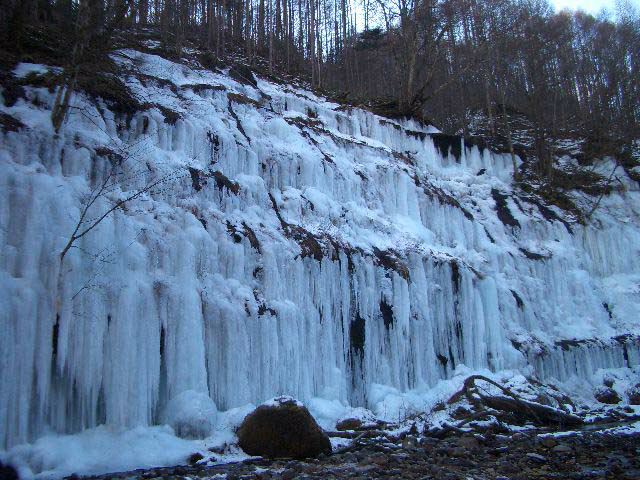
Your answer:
2;0;639;181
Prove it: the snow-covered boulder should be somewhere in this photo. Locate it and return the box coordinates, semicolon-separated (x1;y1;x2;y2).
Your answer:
627;384;640;405
164;391;217;439
594;386;621;404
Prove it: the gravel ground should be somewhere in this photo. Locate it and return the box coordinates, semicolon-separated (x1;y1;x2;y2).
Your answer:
76;426;640;480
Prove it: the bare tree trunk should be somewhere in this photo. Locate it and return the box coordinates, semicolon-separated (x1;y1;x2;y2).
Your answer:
282;0;289;70
269;30;274;73
500;86;519;182
245;0;251;55
51;0;92;133
402;36;418;113
219;0;226;56
341;0;347;83
139;0;148;24
207;0;214;49
257;0;265;51
309;0;316;85
484;73;495;135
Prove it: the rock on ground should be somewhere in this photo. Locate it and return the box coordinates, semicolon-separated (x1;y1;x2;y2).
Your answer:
73;423;640;480
0;462;18;480
236;397;331;459
594;386;622;404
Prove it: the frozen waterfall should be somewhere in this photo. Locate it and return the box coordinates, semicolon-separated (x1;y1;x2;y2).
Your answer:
1;50;639;450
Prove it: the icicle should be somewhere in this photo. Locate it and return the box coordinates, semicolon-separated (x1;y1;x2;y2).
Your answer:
1;51;639;449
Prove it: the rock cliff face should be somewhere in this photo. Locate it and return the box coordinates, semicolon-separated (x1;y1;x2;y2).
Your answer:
1;48;639;449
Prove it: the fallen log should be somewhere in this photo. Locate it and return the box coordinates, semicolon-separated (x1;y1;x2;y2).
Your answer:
327;430;386;439
447;375;583;428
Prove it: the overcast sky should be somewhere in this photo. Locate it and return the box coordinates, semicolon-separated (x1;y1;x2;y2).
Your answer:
551;0;637;15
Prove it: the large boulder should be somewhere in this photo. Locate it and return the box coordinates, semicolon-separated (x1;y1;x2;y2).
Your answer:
594;386;621;404
164;390;217;439
237;397;331;459
0;462;18;480
627;384;640;405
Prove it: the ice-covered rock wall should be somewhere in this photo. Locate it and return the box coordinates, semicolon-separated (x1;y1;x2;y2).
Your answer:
1;50;639;449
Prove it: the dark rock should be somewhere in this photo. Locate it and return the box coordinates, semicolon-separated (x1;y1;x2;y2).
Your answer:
449;446;466;457
372;247;410;280
336;418;363;431
594;386;621;404
0;462;18;480
228;92;263;108
370;453;388;465
456;435;480;450
349;312;366;355
1;78;26;108
229;64;258;87
526;452;546;463
237;397;331;459
198;51;221;70
539;437;557;448
212;170;240;194
187;452;204;465
429;133;462;161
491;189;520;228
627;384;640;405
602;375;615;388
451;405;472;420
511;290;524;309
608;462;624;475
401;435;418;449
188;167;203;191
281;469;297;480
354;465;377;474
242;222;261;252
379;298;394;329
157;104;180;124
552;444;573;455
0;112;26;133
519;247;548;261
209;443;228;454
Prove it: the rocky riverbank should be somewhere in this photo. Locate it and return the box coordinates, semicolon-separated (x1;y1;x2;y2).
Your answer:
71;422;640;480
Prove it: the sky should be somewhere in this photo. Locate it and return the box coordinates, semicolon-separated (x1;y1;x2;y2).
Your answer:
551;0;636;15
356;0;638;33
